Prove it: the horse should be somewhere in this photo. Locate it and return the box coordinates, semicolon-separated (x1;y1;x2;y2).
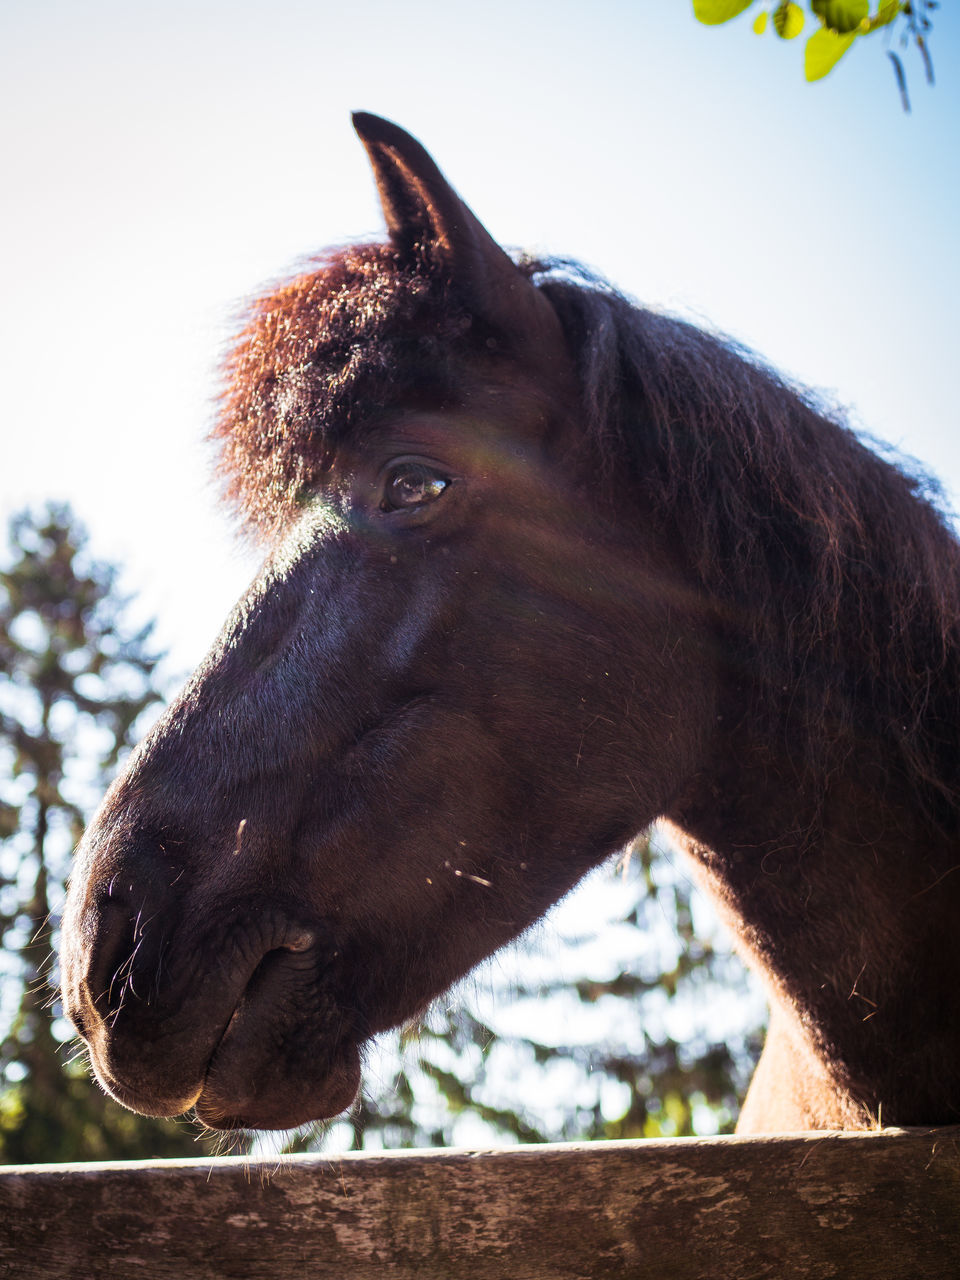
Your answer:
60;113;960;1136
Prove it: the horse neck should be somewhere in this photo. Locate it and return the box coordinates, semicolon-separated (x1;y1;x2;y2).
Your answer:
670;717;960;1125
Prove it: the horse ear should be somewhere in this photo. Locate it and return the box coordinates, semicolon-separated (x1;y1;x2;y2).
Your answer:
351;112;561;355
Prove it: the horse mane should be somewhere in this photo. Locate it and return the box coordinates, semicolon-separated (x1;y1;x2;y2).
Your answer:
214;247;960;828
532;264;960;827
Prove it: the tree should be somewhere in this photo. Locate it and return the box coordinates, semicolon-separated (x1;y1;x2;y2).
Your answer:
0;505;216;1162
693;0;937;109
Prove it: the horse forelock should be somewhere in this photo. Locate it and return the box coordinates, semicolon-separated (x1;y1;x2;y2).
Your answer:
213;242;473;537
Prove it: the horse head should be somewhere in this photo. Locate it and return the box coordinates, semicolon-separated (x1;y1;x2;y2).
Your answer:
60;116;713;1130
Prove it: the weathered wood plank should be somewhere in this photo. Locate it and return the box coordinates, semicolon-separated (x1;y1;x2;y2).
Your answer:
2;1129;959;1279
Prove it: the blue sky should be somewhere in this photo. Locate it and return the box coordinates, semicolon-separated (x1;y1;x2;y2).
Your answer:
3;0;957;677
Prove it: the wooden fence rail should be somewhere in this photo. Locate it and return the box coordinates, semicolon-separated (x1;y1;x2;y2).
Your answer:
2;1128;959;1279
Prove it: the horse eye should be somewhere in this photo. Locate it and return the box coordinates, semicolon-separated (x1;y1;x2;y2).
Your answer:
381;463;449;511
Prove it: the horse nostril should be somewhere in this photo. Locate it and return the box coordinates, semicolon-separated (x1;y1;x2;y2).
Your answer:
78;884;159;1018
87;926;134;1014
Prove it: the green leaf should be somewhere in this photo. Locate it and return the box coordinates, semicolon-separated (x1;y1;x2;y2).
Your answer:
805;25;857;78
692;0;754;25
864;0;903;30
753;9;769;32
773;1;805;38
811;0;869;32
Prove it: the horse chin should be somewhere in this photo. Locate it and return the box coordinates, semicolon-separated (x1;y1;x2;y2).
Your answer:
190;943;364;1130
195;1035;362;1131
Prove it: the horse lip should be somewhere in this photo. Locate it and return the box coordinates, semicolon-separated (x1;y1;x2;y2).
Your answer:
191;932;361;1130
99;1067;204;1120
195;1038;362;1131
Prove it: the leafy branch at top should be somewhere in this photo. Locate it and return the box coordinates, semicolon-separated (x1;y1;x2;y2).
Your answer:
692;1;937;109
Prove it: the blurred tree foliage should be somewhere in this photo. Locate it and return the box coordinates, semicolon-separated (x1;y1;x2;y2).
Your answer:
0;505;216;1162
693;0;937;108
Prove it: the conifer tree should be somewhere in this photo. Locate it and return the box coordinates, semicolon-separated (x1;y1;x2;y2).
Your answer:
0;505;214;1161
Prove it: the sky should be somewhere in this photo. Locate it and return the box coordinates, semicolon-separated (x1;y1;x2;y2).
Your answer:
3;0;957;680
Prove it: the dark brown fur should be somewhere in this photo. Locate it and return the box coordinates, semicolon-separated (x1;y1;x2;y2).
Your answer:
60;116;960;1134
220;254;960;830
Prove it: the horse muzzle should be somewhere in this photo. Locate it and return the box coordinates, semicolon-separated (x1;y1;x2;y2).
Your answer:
60;856;362;1130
